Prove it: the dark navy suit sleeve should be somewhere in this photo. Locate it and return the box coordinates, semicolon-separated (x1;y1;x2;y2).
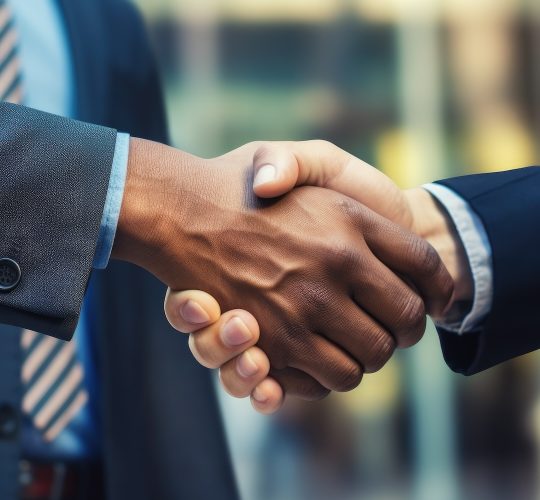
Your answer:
0;102;116;340
435;166;540;375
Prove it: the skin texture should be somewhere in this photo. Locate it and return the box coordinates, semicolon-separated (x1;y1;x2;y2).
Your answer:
404;187;473;303
163;140;472;413
113;138;454;401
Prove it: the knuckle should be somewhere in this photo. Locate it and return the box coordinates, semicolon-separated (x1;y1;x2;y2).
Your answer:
402;320;426;347
337;196;369;228
335;195;354;216
252;142;274;164
246;140;263;149
263;325;296;369
257;321;300;370
188;335;221;369
307;287;329;311
278;371;330;401
327;241;359;271
333;362;363;392
295;283;332;318
412;239;441;276
222;378;251;399
309;139;333;151
397;294;426;330
364;334;395;372
219;369;250;398
395;295;427;347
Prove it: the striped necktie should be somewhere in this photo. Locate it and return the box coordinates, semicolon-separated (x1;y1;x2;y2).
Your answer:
0;0;89;442
21;330;88;442
0;0;22;103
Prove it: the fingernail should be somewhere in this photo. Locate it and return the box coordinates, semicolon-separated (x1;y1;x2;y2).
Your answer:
181;300;210;325
221;316;253;347
253;164;277;188
236;351;259;378
252;386;268;404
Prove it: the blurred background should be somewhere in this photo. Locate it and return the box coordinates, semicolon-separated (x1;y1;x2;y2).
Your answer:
132;1;540;499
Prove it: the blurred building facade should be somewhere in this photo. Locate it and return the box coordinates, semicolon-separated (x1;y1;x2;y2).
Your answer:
133;1;540;499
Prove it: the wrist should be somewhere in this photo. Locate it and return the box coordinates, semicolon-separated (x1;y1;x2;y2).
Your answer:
404;187;473;305
111;138;185;272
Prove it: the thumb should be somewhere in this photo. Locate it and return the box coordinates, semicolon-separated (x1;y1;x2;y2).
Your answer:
252;140;409;228
252;143;300;198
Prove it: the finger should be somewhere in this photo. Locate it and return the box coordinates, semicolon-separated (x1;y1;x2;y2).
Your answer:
349;252;427;349
219;347;270;398
164;289;221;333
251;378;285;414
316;298;396;372
188;310;259;369
363;210;454;317
275;330;363;392
252;141;408;223
269;367;330;401
252;140;358;199
252;142;301;198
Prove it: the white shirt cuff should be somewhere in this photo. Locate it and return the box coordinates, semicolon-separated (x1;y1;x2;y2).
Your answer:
423;183;493;334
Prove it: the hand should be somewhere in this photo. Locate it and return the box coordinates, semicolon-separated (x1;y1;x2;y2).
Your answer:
156;142;451;410
163;289;283;413
249;140;472;302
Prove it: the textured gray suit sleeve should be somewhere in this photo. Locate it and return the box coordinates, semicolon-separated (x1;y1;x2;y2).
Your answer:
0;102;117;340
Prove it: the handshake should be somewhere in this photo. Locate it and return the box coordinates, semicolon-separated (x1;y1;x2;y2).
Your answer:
113;138;471;413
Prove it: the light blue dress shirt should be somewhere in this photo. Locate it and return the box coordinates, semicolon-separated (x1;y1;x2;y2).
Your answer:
11;0;129;459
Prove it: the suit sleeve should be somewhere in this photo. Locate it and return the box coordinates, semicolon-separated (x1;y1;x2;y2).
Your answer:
434;167;540;375
0;102;116;340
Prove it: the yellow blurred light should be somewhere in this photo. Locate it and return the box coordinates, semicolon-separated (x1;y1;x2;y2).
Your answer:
350;0;397;23
337;358;401;416
376;129;430;188
465;119;537;173
136;0;531;23
351;0;441;23
173;0;342;23
222;0;340;22
444;0;521;20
